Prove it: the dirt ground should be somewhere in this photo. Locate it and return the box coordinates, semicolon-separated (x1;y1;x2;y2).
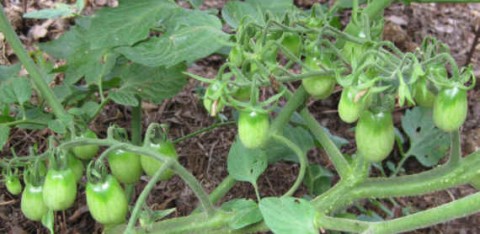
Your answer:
0;0;480;233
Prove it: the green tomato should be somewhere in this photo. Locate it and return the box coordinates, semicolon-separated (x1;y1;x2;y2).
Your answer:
21;183;48;221
302;56;336;100
108;149;143;184
281;33;302;57
355;111;395;162
86;175;128;225
140;140;178;180
413;78;435;108
43;168;77;211
72;129;100;160
433;86;468;132
5;175;22;195
238;110;269;149
338;87;364;123
67;153;84;182
228;45;243;67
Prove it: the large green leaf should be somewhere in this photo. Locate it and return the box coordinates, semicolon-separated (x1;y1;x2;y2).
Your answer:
265;125;314;163
84;0;179;49
0;77;32;105
227;139;267;185
221;199;263;229
401;107;450;167
259;197;317;234
108;63;187;106
116;9;229;67
222;0;294;28
0;64;21;82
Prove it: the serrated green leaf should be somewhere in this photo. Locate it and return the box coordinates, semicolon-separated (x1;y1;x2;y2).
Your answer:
222;0;293;28
221;199;262;229
0;125;10;149
265;125;314;163
116;9;229;67
303;164;333;196
41;210;55;234
0;64;21;82
259;197;317;234
0;77;32;104
80;101;100;118
23;3;75;19
401;107;450;167
17;108;53;130
85;0;179;49
227;139;267;185
108;63;186;106
48;119;67;134
53;84;73;103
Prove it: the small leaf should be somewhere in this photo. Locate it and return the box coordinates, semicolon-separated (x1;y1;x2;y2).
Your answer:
0;125;10;149
23;3;75;19
0;64;21;82
41;209;55;234
401;107;450;167
259;197;317;234
0;77;32;104
221;199;262;229
227;139;267;185
48;119;67;134
264;125;314;163
303;164;333;196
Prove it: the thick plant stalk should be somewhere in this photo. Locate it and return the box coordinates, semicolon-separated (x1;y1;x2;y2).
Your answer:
0;5;67;119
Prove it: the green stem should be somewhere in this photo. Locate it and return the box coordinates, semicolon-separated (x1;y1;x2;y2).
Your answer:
299;101;351;178
125;161;172;234
0;119;47;127
0;5;67;119
272;134;307;197
269;86;308;134
370;191;480;233
315;215;370;233
447;130;461;166
208;175;236;205
131;98;142;146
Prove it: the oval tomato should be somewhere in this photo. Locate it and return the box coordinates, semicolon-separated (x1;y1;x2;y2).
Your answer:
281;33;302;57
355;111;395;162
238;110;269;149
338;87;364;123
21;183;48;221
72;129;99;160
433;86;468;132
5;175;22;195
86;175;128;225
140;140;178;180
413;78;435;108
228;45;243;67
302;56;336;100
108;149;143;184
67;153;84;182
43;168;77;211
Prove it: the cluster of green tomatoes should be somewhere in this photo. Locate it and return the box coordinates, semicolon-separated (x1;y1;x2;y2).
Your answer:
200;14;473;164
3;128;178;226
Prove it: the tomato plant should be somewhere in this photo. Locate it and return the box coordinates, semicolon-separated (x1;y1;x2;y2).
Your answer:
72;129;100;160
140;140;178;180
5;175;22;195
355;111;395;162
108;149;143;184
21;183;48;221
433;86;467;132
281;33;302;57
86;175;128;225
238;109;269;149
43;168;77;211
